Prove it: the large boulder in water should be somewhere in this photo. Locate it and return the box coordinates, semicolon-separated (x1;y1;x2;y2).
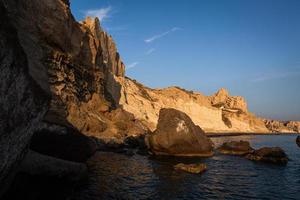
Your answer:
145;108;214;157
217;140;254;155
296;136;300;148
245;147;288;165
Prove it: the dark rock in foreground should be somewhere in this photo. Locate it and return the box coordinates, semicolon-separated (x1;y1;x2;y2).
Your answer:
30;125;97;163
20;150;88;182
145;108;214;157
174;163;207;174
296;136;300;148
217;140;254;155
0;2;48;197
245;147;288;165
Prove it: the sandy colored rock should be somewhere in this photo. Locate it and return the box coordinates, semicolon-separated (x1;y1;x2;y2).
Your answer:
217;141;254;155
174;163;207;174
263;119;299;133
211;88;248;113
146;108;214;157
113;77;270;134
245;147;288;165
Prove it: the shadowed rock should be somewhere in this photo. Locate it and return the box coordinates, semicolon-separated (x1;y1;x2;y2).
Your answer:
145;108;214;157
245;147;288;165
174;163;207;174
217;140;254;155
296;136;300;148
30;124;97;163
19;150;88;182
0;2;48;197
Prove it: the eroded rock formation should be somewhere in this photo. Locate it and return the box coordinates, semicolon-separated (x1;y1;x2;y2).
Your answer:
0;0;141;197
263;119;300;133
111;77;270;133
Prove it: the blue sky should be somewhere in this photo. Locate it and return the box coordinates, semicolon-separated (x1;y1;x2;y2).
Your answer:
70;0;300;121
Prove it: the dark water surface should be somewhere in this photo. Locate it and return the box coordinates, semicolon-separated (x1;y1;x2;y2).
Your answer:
74;134;300;200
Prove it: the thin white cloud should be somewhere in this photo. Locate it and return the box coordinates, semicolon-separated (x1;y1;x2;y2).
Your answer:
127;62;139;69
251;71;300;82
84;6;112;21
145;48;155;55
144;27;181;43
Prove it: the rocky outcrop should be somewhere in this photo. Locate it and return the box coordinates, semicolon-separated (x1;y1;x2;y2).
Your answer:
263;120;299;133
245;147;288;165
217;141;254;155
211;88;248;113
174;163;207;174
2;0;149;143
0;3;48;197
0;0;136;197
113;77;270;133
145;108;214;157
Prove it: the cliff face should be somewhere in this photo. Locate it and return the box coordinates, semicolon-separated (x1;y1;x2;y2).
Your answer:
112;77;270;133
0;0;143;196
1;0;299;196
0;2;48;196
2;0;146;143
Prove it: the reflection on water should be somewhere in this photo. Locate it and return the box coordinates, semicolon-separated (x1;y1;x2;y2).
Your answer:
73;135;300;200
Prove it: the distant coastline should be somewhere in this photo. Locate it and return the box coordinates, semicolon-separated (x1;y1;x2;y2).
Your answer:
206;132;299;137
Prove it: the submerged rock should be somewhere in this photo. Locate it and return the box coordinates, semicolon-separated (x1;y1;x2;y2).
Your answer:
174;163;207;174
145;108;214;157
296;136;300;148
245;147;288;165
217;140;254;155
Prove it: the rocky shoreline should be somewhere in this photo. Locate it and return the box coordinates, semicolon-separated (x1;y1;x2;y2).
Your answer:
0;0;299;199
207;132;300;137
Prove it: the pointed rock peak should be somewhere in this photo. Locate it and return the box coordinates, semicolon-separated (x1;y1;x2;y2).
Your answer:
215;88;229;97
82;16;102;38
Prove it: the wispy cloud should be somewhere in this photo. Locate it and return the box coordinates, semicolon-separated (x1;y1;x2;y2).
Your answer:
84;6;112;21
144;27;181;43
127;62;139;69
145;48;155;55
251;70;300;82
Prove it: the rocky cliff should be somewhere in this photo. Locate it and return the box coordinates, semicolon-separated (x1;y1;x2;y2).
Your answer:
111;77;270;133
1;0;299;197
2;0;147;141
0;3;48;196
0;0;144;197
264;120;300;133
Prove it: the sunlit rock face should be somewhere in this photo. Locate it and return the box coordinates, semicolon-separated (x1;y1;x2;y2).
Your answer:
2;0;134;139
145;108;214;156
211;88;248;113
112;77;269;133
0;0;140;196
263;120;300;133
